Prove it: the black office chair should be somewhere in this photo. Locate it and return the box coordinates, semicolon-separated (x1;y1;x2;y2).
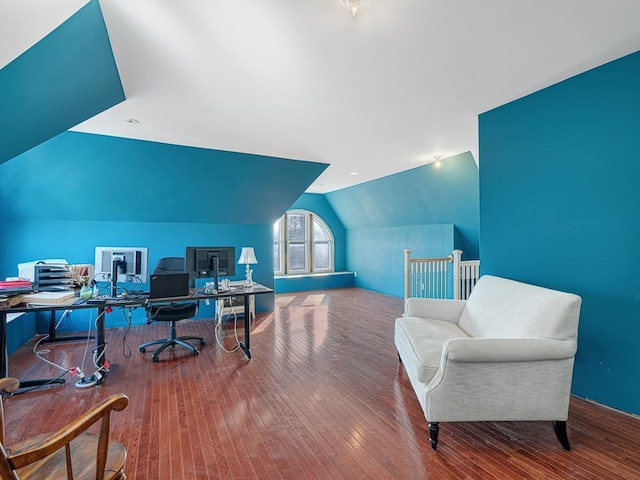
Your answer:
139;257;205;362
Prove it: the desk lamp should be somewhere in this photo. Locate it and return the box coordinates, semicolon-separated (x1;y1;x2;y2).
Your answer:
238;247;258;287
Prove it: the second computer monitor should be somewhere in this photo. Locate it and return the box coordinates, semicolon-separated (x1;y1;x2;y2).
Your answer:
185;246;236;280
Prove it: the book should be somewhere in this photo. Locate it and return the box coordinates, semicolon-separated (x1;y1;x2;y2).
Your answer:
0;280;32;288
0;280;33;296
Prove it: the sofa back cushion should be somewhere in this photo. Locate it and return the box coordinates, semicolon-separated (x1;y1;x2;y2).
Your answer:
458;275;581;340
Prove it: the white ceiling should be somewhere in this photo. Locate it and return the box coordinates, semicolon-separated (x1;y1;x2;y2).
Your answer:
2;0;640;193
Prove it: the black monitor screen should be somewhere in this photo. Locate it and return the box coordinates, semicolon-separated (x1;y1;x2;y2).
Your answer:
185;246;235;278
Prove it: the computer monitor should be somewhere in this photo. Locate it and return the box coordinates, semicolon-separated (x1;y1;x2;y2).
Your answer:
94;247;149;297
185;246;236;287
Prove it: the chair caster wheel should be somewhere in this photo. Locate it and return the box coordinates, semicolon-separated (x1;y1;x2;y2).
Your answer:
139;347;146;353
193;350;199;356
152;356;159;362
200;340;206;346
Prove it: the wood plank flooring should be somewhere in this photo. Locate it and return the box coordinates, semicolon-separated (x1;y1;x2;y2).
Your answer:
3;288;640;479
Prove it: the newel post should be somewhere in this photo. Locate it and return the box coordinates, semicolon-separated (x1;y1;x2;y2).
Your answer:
452;249;463;300
403;249;411;302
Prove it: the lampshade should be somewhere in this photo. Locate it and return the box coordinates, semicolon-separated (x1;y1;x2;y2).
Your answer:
237;247;258;265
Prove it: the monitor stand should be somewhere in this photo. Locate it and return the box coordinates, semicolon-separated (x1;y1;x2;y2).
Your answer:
111;258;125;298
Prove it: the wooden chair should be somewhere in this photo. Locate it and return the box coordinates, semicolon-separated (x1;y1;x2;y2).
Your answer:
0;377;128;479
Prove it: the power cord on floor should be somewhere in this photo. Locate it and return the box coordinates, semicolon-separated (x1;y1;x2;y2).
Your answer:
215;298;240;353
120;307;133;359
25;306;117;391
32;309;94;378
73;308;102;388
33;310;71;371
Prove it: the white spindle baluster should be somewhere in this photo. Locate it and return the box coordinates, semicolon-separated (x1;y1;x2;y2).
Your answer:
403;249;478;300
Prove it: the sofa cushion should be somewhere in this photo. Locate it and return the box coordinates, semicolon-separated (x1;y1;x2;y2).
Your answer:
458;275;581;340
395;316;469;385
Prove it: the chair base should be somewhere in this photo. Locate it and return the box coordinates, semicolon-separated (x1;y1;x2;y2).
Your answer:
139;320;205;362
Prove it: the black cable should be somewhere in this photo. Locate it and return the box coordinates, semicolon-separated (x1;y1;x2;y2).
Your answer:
8;372;68;396
121;308;133;359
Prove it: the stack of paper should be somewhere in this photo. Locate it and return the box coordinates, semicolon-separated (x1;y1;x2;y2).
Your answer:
22;291;76;305
0;280;32;295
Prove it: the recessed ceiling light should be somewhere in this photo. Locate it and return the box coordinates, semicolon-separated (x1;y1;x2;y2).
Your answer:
124;118;140;124
350;171;358;176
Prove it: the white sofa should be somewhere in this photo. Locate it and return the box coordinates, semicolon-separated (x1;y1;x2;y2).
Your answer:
394;275;581;450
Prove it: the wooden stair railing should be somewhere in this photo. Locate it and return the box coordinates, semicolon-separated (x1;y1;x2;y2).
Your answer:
403;249;480;302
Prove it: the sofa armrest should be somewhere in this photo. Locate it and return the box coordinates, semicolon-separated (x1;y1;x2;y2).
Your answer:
425;339;577;422
404;298;467;323
443;337;577;363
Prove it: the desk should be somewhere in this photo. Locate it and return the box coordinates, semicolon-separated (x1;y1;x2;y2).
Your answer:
0;283;273;388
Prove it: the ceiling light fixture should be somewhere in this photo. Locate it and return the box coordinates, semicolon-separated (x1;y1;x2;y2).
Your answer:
434;155;442;168
124;118;139;124
343;0;367;20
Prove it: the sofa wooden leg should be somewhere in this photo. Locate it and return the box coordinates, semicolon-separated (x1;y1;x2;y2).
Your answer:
428;423;439;450
553;420;571;451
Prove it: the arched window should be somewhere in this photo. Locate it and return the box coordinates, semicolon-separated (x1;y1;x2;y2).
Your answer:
274;210;334;275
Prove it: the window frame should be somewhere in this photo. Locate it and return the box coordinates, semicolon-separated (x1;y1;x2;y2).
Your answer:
274;209;334;276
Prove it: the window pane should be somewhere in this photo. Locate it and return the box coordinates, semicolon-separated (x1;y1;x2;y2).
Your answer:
314;243;330;269
273;220;281;241
288;213;306;241
289;243;306;271
273;242;281;272
313;219;328;241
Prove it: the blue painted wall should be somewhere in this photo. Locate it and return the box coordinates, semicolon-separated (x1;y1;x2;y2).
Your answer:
347;224;456;297
0;0;124;165
0;131;326;226
275;272;355;293
6;313;36;356
479;50;640;414
327;153;479;297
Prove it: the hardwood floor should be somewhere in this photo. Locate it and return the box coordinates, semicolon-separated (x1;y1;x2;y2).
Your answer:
3;288;640;479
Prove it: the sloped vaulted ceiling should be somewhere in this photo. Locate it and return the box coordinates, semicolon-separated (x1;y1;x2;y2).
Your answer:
0;0;125;165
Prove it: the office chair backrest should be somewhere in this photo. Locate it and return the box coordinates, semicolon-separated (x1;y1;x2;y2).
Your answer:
153;257;186;275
